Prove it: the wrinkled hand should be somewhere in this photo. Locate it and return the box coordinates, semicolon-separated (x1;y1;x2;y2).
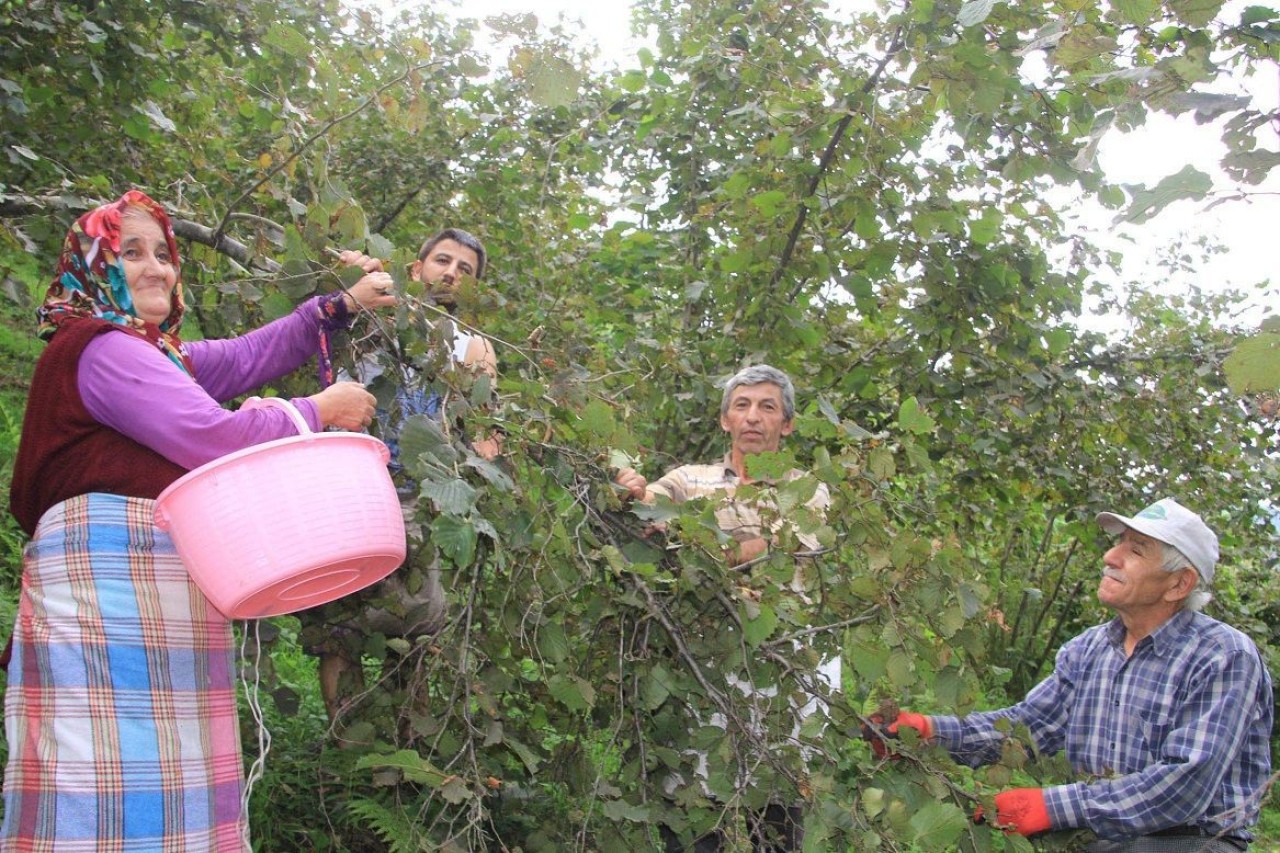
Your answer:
335;251;396;312
337;250;384;273
614;467;649;502
309;381;376;431
342;270;397;312
861;709;933;759
975;788;1051;837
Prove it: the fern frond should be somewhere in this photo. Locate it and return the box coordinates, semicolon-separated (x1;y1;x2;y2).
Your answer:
346;797;425;853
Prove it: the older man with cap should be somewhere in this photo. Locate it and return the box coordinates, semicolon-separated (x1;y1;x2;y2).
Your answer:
868;498;1273;851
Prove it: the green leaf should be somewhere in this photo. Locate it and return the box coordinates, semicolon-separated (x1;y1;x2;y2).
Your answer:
1170;0;1224;26
121;113;158;143
431;515;477;566
259;292;293;322
1222;148;1280;185
719;249;752;273
137;100;176;133
968;208;1001;245
537;622;571;664
505;736;542;773
400;415;459;468
741;603;779;646
1045;328;1073;356
548;674;596;711
897;397;936;435
1224;333;1280;393
849;639;889;681
465;456;514;491
335;205;367;244
1053;29;1119;69
602;800;651;822
937;605;965;637
909;801;969;848
579;398;617;440
420;477;478;515
643;664;675;710
527;52;583;108
1114;0;1159;24
1165;92;1250;121
862;788;885;819
439;776;472;804
934;666;964;706
630;496;680;523
355;750;449;786
609;447;640;470
366;233;395;259
743;450;797;481
750;189;789;217
886;649;914;687
1115;165;1213;224
263;24;312;58
457;55;488;77
469;372;492;408
617;70;647;92
957;0;999;27
868;446;896;480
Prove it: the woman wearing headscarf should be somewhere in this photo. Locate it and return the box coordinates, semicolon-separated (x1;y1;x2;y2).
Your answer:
0;189;394;849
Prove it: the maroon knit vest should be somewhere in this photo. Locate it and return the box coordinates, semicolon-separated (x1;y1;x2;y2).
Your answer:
9;317;190;536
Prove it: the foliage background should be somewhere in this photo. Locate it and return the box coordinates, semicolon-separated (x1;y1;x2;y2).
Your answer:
1;0;1278;849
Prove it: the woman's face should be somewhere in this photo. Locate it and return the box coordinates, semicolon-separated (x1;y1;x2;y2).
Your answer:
119;207;177;324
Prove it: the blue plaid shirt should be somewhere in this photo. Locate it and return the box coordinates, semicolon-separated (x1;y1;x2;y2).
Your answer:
931;609;1273;841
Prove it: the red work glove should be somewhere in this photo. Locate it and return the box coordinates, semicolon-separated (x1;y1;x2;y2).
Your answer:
975;788;1052;836
862;711;934;759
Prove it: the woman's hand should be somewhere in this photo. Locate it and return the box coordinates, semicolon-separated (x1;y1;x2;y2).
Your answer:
337;250;384;273
309;381;377;431
336;251;397;312
342;271;397;312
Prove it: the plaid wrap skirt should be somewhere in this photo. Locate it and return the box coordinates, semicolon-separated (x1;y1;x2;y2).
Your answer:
0;493;248;851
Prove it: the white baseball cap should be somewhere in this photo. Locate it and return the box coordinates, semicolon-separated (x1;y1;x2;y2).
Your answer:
1096;498;1219;583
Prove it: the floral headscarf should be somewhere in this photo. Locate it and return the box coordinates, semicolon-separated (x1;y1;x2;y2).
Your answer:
39;189;193;375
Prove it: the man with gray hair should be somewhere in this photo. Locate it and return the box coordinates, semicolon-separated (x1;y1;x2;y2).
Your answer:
867;498;1273;851
616;364;825;565
615;364;832;851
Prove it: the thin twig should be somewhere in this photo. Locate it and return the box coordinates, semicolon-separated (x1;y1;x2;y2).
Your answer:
213;60;441;243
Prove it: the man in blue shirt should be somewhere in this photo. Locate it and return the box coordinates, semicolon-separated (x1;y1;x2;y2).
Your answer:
871;498;1273;851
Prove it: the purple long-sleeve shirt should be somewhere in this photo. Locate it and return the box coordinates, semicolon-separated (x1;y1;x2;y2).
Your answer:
78;296;333;471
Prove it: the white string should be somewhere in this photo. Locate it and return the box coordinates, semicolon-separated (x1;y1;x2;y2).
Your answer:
238;619;272;851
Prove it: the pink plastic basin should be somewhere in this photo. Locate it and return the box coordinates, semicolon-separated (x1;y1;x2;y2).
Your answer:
154;397;405;619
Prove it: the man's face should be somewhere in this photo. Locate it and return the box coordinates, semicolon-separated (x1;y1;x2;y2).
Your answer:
1097;528;1192;616
411;238;480;307
720;382;793;456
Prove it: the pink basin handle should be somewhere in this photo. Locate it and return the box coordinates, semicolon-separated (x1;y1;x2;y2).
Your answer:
241;396;312;435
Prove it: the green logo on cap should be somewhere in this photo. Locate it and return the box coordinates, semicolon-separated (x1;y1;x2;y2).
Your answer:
1137;505;1168;520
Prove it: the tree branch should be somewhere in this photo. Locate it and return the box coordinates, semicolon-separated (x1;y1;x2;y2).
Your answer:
170;218;281;274
213;59;440;243
767;24;907;292
372;186;425;235
0;192;281;274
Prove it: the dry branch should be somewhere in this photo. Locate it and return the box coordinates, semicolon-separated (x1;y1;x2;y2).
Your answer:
0;193;282;274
